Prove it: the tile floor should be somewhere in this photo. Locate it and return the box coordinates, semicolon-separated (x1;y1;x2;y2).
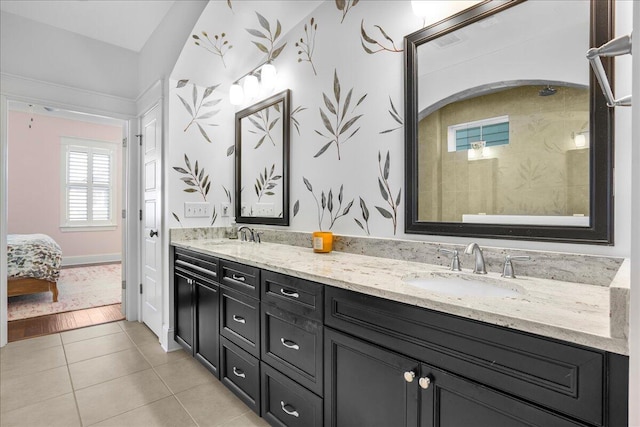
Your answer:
0;321;269;427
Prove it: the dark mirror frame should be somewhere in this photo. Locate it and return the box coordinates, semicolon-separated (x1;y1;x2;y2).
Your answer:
235;89;291;226
404;0;614;245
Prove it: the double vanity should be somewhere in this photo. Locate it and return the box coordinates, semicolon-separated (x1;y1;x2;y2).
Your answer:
171;233;629;427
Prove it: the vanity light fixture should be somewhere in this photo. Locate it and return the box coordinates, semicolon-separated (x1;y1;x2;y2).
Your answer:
229;62;278;106
587;32;632;107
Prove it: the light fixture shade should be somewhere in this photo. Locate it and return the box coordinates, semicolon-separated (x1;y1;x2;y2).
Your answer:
243;75;259;101
575;133;587;148
229;84;244;105
260;63;277;92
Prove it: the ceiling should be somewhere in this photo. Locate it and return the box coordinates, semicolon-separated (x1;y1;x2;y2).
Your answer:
0;0;176;52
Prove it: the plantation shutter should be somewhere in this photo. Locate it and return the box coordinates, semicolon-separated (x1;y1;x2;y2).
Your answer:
64;143;114;226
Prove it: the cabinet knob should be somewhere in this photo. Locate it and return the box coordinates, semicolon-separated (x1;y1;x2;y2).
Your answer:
419;376;431;389
280;401;300;418
403;371;416;383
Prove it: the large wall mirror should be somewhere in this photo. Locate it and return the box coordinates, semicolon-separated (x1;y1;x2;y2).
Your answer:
404;0;614;244
235;89;290;225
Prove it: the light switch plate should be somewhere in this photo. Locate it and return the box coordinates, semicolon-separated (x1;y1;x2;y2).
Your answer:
221;203;230;217
184;202;210;218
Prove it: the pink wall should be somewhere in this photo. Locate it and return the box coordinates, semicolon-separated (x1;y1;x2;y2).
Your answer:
7;111;123;262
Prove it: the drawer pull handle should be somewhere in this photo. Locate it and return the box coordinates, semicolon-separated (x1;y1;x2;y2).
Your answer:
419;376;431;389
280;288;299;298
280;401;299;418
231;274;246;282
232;315;246;324
280;338;300;350
232;367;246;378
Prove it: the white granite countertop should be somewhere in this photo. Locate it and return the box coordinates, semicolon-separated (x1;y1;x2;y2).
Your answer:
172;239;629;355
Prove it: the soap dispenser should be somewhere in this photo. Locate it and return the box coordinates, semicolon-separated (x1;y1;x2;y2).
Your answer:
228;217;238;239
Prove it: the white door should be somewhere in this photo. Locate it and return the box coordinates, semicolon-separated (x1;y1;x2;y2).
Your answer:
141;105;162;337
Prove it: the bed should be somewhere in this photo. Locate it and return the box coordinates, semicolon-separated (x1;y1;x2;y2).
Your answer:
7;234;62;302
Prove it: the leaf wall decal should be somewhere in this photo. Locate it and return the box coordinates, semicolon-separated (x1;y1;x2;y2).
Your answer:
296;17;318;75
173;154;212;201
360;20;403;54
246;12;287;62
314;69;367;160
177;82;222;142
375;150;401;234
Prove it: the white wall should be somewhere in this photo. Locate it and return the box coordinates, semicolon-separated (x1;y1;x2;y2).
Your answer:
0;12;139;100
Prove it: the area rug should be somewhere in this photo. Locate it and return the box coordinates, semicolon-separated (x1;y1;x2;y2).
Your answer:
8;263;121;321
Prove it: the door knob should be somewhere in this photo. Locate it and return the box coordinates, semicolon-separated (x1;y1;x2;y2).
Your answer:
149;229;158;237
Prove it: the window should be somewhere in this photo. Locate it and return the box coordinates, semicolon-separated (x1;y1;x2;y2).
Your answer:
447;116;510;152
60;138;116;230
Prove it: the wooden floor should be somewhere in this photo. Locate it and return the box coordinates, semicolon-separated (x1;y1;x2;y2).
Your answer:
7;303;125;342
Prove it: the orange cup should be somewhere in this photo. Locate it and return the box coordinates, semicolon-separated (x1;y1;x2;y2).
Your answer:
312;231;333;253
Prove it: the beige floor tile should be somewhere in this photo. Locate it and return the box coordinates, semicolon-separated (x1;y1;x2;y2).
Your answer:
154;355;216;394
221;411;270;427
69;347;151;390
0;366;72;413
64;331;134;364
122;323;159;347
75;368;171;426
91;396;196;427
61;322;123;344
0;393;81;427
138;342;189;367
0;345;67;379
0;334;61;353
176;381;250;427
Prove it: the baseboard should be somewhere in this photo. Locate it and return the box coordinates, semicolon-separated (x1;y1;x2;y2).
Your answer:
162;325;182;352
62;253;121;266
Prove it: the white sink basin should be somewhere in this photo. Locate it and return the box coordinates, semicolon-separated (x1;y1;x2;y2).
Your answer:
403;272;522;297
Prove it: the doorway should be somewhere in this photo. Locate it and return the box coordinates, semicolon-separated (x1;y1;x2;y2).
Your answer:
5;101;128;341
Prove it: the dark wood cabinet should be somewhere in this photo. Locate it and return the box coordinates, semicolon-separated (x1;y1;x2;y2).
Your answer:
174;269;194;352
325;327;419;427
195;281;219;375
172;246;628;427
173;247;220;377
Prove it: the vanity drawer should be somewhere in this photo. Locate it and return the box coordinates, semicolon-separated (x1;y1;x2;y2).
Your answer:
220;260;260;298
261;361;323;427
261;270;324;321
325;287;605;426
220;287;260;357
261;303;323;396
220;337;260;414
175;247;219;282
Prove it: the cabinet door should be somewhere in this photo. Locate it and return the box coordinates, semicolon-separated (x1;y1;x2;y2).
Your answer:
419;363;588;427
174;270;193;352
325;328;419;427
195;281;219;377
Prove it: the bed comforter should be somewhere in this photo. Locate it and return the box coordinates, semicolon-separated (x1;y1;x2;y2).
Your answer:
7;234;62;282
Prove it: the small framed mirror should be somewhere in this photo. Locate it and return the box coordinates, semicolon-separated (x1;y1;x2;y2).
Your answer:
404;0;614;244
235;89;290;225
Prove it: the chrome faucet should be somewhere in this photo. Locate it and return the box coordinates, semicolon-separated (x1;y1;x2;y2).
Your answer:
464;243;487;274
238;226;255;242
